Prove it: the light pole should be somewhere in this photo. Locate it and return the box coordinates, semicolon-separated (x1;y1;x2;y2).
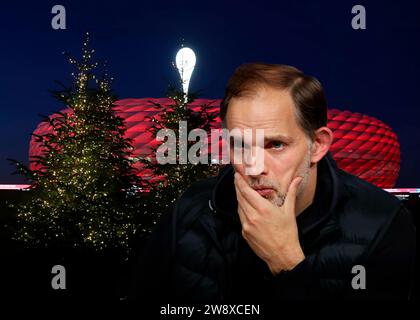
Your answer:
175;47;196;102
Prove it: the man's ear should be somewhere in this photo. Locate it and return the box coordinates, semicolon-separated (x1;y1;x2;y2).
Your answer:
310;126;333;164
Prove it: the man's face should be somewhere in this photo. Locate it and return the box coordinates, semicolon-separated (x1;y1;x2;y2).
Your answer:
225;86;312;207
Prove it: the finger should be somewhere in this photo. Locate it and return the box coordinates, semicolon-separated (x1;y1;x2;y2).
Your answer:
237;204;255;242
235;172;268;211
235;182;254;213
234;172;257;209
284;176;303;213
237;203;247;226
235;181;259;222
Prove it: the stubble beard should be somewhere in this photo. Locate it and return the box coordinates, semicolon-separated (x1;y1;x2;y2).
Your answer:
250;144;312;207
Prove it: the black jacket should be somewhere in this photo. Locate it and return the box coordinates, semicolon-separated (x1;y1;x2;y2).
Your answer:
133;154;416;301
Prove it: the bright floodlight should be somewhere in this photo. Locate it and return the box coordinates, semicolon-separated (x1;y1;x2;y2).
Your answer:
176;47;196;97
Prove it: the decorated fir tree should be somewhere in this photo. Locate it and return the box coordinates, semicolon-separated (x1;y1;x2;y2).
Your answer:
10;33;142;252
139;86;220;220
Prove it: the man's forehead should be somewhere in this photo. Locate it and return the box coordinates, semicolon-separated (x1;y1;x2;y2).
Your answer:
226;94;297;135
228;128;293;143
226;88;295;123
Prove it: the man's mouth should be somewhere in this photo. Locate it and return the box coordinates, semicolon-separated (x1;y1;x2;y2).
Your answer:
252;186;275;197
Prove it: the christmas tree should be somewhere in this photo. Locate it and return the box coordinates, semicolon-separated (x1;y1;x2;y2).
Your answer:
139;86;220;221
10;33;143;253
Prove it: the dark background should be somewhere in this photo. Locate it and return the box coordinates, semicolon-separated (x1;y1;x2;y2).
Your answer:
0;0;419;186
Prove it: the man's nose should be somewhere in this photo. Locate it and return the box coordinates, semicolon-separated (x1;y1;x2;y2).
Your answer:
243;146;266;176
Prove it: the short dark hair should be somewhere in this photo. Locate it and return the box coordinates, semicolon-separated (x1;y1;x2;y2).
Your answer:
220;63;327;139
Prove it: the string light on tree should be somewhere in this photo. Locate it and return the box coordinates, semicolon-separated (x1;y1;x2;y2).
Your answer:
9;32;143;255
139;46;218;220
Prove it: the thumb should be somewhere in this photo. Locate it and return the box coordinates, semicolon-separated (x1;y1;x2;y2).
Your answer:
284;176;303;212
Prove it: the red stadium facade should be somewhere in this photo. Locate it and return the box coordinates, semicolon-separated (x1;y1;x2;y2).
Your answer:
29;98;401;188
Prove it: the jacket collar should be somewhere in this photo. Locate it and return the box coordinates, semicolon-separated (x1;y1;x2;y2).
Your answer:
210;153;346;237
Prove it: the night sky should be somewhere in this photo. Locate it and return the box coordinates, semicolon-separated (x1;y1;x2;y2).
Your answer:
0;0;419;186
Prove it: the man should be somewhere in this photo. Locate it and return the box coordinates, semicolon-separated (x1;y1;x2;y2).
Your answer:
133;63;416;301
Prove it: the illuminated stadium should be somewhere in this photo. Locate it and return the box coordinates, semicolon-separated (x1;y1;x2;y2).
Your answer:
28;99;401;188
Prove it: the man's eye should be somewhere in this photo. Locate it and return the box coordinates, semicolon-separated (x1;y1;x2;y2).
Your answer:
270;141;284;150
